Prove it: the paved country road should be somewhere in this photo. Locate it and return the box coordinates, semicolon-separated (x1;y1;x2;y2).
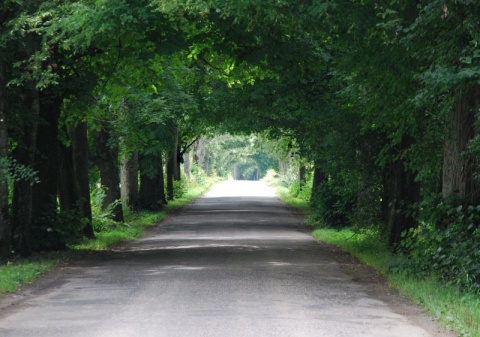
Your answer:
0;181;454;337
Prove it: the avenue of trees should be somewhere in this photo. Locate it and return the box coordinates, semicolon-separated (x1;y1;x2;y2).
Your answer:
1;1;479;291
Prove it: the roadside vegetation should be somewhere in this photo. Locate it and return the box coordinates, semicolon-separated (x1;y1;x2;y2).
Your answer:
264;169;480;337
1;2;480;335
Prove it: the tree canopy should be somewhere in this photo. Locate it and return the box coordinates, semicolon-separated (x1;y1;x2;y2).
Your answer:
1;0;480;291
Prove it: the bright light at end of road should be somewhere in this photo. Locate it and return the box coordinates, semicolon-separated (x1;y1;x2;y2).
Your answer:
204;181;276;198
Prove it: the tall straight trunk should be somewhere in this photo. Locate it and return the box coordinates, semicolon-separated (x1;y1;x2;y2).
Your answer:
311;160;326;201
442;85;480;205
299;165;306;186
139;153;166;210
32;91;60;224
58;138;77;212
68;122;95;238
158;152;167;204
381;139;420;247
193;138;208;172
166;151;174;200
183;151;191;179
11;84;39;257
173;131;181;181
93;125;123;222
0;51;10;258
121;151;139;213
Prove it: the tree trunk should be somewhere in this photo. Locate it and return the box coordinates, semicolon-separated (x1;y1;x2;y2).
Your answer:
121;151;139;213
68;122;95;238
174;131;181;181
11;85;39;257
158;152;167;204
93;125;123;222
442;85;480;205
311;160;326;201
299;165;306;186
193;138;208;172
32;91;60;224
183;151;191;179
139;153;166;210
166;151;174;200
0;51;10;258
381;140;420;247
58;138;77;212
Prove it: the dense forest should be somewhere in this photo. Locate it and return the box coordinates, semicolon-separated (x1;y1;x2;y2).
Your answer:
1;1;479;292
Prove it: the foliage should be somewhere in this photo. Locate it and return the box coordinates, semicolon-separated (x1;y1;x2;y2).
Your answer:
173;179;186;199
31;210;85;251
0;158;39;185
401;203;480;293
201;134;277;179
310;179;355;229
90;185;127;233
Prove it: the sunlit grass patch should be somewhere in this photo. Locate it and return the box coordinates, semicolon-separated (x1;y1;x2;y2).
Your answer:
0;253;67;297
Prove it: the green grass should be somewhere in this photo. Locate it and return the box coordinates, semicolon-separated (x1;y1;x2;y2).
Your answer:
0;176;220;298
0;252;69;297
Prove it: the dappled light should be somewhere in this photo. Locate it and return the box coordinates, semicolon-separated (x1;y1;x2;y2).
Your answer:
1;1;479;335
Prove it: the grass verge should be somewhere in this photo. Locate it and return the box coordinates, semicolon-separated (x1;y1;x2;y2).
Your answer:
275;189;479;337
0;252;71;298
0;177;219;299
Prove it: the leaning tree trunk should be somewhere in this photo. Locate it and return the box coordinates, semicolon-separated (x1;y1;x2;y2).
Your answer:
0;51;10;259
68;122;95;238
11;84;39;257
93;125;123;222
442;85;480;206
121;151;139;213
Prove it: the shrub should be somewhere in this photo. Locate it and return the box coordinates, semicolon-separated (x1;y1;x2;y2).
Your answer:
173;179;186;199
31;210;85;251
400;203;480;293
310;181;355;229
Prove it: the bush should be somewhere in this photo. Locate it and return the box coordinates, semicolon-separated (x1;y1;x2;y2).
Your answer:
190;165;208;186
173;179;186;199
31;210;85;251
90;185;126;233
310;181;355;229
400;203;480;293
262;169;279;185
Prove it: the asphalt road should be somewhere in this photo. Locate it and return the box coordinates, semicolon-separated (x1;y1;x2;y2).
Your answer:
0;181;453;337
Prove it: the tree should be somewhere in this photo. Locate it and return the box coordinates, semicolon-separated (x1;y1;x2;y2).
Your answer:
0;47;10;258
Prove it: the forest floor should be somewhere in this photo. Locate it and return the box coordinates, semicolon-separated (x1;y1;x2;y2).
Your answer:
0;181;455;337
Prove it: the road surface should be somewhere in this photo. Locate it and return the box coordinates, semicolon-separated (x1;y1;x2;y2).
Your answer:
0;181;452;337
